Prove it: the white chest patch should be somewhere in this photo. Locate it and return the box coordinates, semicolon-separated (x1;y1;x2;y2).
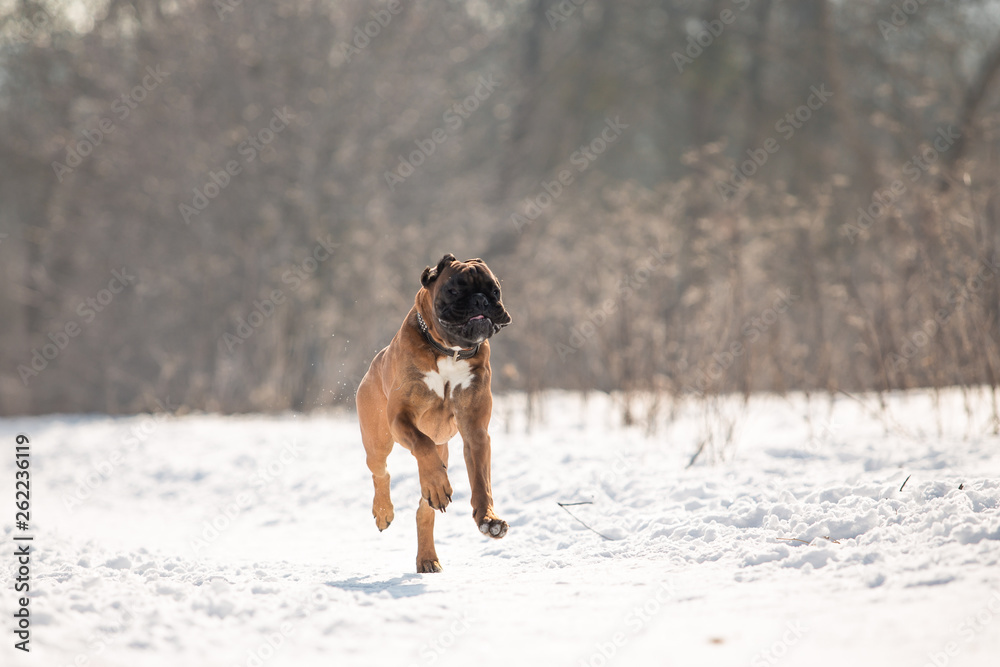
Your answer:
422;357;474;399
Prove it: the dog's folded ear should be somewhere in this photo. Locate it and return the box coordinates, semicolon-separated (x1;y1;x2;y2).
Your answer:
420;253;458;287
419;266;435;287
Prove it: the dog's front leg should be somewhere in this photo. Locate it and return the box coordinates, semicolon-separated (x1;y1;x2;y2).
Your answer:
390;410;453;511
458;413;508;539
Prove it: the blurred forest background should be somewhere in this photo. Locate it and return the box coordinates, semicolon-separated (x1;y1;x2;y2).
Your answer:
2;0;1000;417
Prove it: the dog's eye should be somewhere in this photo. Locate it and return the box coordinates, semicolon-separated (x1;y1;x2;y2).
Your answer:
492;289;500;299
448;288;459;296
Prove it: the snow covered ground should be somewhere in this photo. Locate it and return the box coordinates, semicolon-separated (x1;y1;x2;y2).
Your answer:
2;388;1000;667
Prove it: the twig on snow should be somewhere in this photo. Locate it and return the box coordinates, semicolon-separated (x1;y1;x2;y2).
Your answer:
776;535;841;545
686;440;707;468
557;502;614;540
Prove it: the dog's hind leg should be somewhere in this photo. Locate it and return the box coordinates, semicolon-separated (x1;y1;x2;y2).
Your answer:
358;377;395;531
415;497;441;572
416;442;449;573
367;449;394;532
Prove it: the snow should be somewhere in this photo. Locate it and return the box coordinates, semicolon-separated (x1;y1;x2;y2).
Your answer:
2;388;1000;666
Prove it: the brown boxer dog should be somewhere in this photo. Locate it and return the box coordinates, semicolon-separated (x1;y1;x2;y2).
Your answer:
356;253;512;573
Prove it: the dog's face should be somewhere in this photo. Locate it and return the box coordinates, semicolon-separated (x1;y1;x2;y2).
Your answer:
420;253;512;348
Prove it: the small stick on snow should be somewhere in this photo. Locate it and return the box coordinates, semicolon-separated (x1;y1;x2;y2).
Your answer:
776;536;841;545
557;502;614;540
899;474;911;492
686;440;707;468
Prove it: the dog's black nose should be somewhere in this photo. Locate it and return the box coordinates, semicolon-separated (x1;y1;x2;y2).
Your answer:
470;293;489;312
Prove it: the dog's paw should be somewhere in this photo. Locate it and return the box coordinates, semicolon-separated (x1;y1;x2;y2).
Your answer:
478;518;508;539
373;504;394;532
419;465;453;511
417;559;443;573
